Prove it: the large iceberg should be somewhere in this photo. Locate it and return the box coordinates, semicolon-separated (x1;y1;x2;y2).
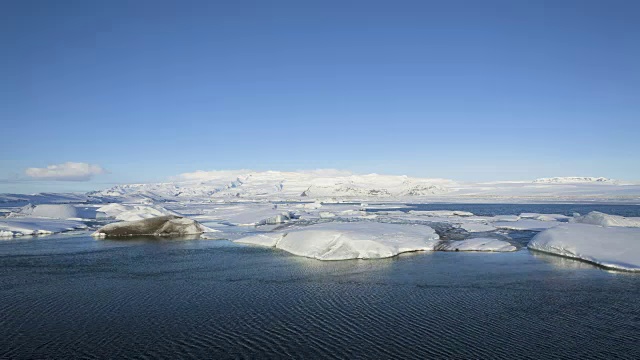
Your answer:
236;222;440;260
92;215;213;237
528;223;640;271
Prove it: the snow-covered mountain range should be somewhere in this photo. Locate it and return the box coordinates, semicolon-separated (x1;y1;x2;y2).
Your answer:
82;171;640;203
88;170;456;201
532;177;621;184
2;171;638;204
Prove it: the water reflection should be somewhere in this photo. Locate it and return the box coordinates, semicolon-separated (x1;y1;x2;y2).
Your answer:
529;249;600;271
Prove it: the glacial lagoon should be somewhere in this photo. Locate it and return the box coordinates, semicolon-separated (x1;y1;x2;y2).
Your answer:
1;204;639;359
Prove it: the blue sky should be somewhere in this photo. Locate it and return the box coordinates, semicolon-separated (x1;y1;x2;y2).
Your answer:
2;0;639;193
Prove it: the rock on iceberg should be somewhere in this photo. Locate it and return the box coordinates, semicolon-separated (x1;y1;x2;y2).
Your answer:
528;223;640;272
92;215;212;237
236;222;440;260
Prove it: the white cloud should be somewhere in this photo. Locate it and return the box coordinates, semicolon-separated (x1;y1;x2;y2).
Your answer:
25;162;106;181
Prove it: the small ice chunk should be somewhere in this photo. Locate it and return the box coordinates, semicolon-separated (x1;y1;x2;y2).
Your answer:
319;212;336;218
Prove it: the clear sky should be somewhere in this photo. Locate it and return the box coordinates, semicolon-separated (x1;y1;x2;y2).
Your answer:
2;0;639;193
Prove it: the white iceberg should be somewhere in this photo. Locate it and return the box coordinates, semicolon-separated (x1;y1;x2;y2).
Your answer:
436;238;516;252
572;211;640;227
0;217;88;237
458;222;497;233
92;215;214;237
408;210;474;217
528;223;640;271
236;222;440;260
519;213;571;222
493;219;560;231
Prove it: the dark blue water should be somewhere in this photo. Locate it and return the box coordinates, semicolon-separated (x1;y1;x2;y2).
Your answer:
367;203;640;217
1;204;639;359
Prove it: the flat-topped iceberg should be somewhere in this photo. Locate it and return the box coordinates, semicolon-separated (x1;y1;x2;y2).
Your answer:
92;215;213;237
528;223;640;272
236;222;440;260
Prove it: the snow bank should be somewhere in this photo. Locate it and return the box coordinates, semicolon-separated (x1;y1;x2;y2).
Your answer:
572;211;640;227
528;223;640;271
436;238;516;252
0;218;88;237
92;215;213;237
236;222;440;260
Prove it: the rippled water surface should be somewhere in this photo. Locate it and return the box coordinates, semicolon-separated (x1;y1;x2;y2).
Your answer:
1;204;639;359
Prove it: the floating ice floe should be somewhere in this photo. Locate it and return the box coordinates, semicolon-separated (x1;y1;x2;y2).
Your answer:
92;215;215;237
571;211;640;227
408;210;474;217
519;213;571;222
528;223;640;271
9;203;100;220
458;222;498;233
235;221;519;260
0;217;88;237
436;238;516;252
493;219;560;231
236;222;440;260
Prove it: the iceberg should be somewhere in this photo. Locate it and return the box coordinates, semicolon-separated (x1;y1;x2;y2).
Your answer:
436;238;516;252
572;211;640;227
528;223;640;271
92;215;213;237
458;222;497;233
408;210;474;217
236;222;440;260
519;213;570;222
0;217;88;237
493;219;560;231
